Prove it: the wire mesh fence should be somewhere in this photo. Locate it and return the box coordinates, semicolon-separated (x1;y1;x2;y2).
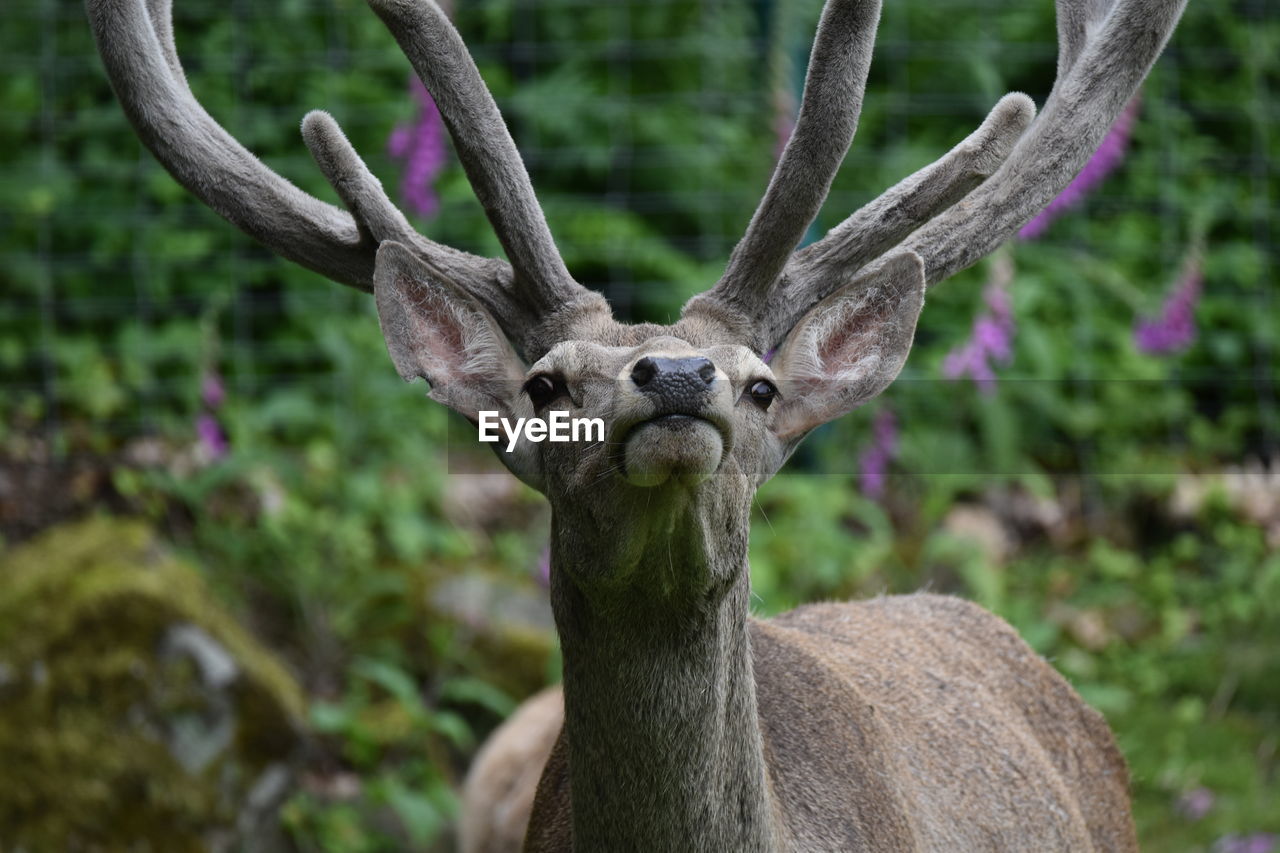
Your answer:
2;2;1279;849
2;0;1275;487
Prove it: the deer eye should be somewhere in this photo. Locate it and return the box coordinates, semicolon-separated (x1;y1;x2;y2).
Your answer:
747;379;777;410
524;374;567;409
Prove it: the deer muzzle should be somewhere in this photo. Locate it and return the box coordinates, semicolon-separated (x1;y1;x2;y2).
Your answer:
616;355;730;488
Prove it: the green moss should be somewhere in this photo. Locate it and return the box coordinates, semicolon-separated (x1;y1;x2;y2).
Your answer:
0;517;305;850
420;565;557;700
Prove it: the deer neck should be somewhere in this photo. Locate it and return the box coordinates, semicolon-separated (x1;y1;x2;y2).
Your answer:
548;485;782;851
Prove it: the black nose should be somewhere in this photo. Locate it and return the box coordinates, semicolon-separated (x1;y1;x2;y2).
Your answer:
631;356;716;388
630;356;717;409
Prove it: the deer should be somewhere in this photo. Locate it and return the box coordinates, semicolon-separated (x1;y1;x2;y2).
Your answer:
461;685;565;853
87;0;1186;848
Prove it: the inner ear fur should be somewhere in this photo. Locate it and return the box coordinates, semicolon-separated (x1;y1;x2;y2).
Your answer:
768;251;925;440
374;241;526;421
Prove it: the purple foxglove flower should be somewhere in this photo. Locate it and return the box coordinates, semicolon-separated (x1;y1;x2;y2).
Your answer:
196;413;228;461
1134;255;1203;355
1019;96;1141;240
388;76;447;218
972;316;1012;362
1175;786;1215;821
772;86;797;163
858;409;898;498
773;111;796;163
942;257;1016;394
1214;833;1278;853
201;372;225;409
943;343;999;393
535;547;550;589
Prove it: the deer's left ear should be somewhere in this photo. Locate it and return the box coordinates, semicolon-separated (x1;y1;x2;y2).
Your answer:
767;251;925;442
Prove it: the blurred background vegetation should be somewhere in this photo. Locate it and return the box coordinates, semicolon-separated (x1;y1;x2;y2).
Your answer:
1;0;1276;849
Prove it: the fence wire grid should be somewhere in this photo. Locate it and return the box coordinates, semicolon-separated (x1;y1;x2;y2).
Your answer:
0;0;1276;520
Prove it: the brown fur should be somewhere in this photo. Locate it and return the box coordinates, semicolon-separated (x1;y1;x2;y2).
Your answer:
523;596;1134;852
460;687;564;853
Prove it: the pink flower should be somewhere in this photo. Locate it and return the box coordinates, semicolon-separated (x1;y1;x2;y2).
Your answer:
772;82;797;163
196;368;228;461
773;110;796;164
201;372;225;409
1019;96;1141;240
535;547;550;589
196;413;228;460
1135;254;1203;355
942;256;1016;394
1175;786;1215;821
388;76;447;218
858;409;898;498
1214;833;1278;853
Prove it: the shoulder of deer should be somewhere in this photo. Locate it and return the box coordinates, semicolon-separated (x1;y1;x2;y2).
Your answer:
751;594;1133;851
520;594;1135;852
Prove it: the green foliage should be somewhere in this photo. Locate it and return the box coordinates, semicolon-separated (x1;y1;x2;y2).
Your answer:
1;0;1277;849
0;518;304;849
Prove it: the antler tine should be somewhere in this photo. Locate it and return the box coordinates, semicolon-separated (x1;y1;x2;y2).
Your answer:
87;0;378;290
365;0;590;320
140;0;182;83
742;92;1035;350
299;110;542;341
1055;0;1117;85
684;0;883;332
898;0;1187;287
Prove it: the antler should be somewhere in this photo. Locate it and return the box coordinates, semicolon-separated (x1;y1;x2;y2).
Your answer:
694;0;883;325
688;0;1187;353
895;0;1187;284
362;0;584;313
86;0;598;357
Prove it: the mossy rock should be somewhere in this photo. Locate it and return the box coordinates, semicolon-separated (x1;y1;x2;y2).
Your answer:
0;517;305;851
425;569;557;700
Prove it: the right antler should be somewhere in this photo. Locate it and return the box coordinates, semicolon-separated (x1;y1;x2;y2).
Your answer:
686;0;1187;354
86;0;600;357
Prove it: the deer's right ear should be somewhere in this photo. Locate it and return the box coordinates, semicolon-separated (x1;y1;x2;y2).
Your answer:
374;242;543;487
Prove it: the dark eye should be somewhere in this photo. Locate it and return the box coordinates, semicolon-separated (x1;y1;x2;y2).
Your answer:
524;374;567;409
747;379;777;410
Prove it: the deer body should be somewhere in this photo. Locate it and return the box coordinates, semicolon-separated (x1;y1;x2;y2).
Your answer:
514;459;1131;851
88;0;1186;849
525;597;1133;852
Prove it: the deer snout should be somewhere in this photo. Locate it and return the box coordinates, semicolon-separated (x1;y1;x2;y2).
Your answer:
629;356;717;411
617;355;727;488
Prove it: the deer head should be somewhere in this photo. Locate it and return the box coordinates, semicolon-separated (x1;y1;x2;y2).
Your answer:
89;0;1186;848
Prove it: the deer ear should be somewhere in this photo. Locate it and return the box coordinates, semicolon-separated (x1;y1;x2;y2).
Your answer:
374;241;543;487
768;252;925;441
374;241;526;418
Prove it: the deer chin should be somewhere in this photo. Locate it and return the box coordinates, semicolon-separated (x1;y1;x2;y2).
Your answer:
621;415;724;488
